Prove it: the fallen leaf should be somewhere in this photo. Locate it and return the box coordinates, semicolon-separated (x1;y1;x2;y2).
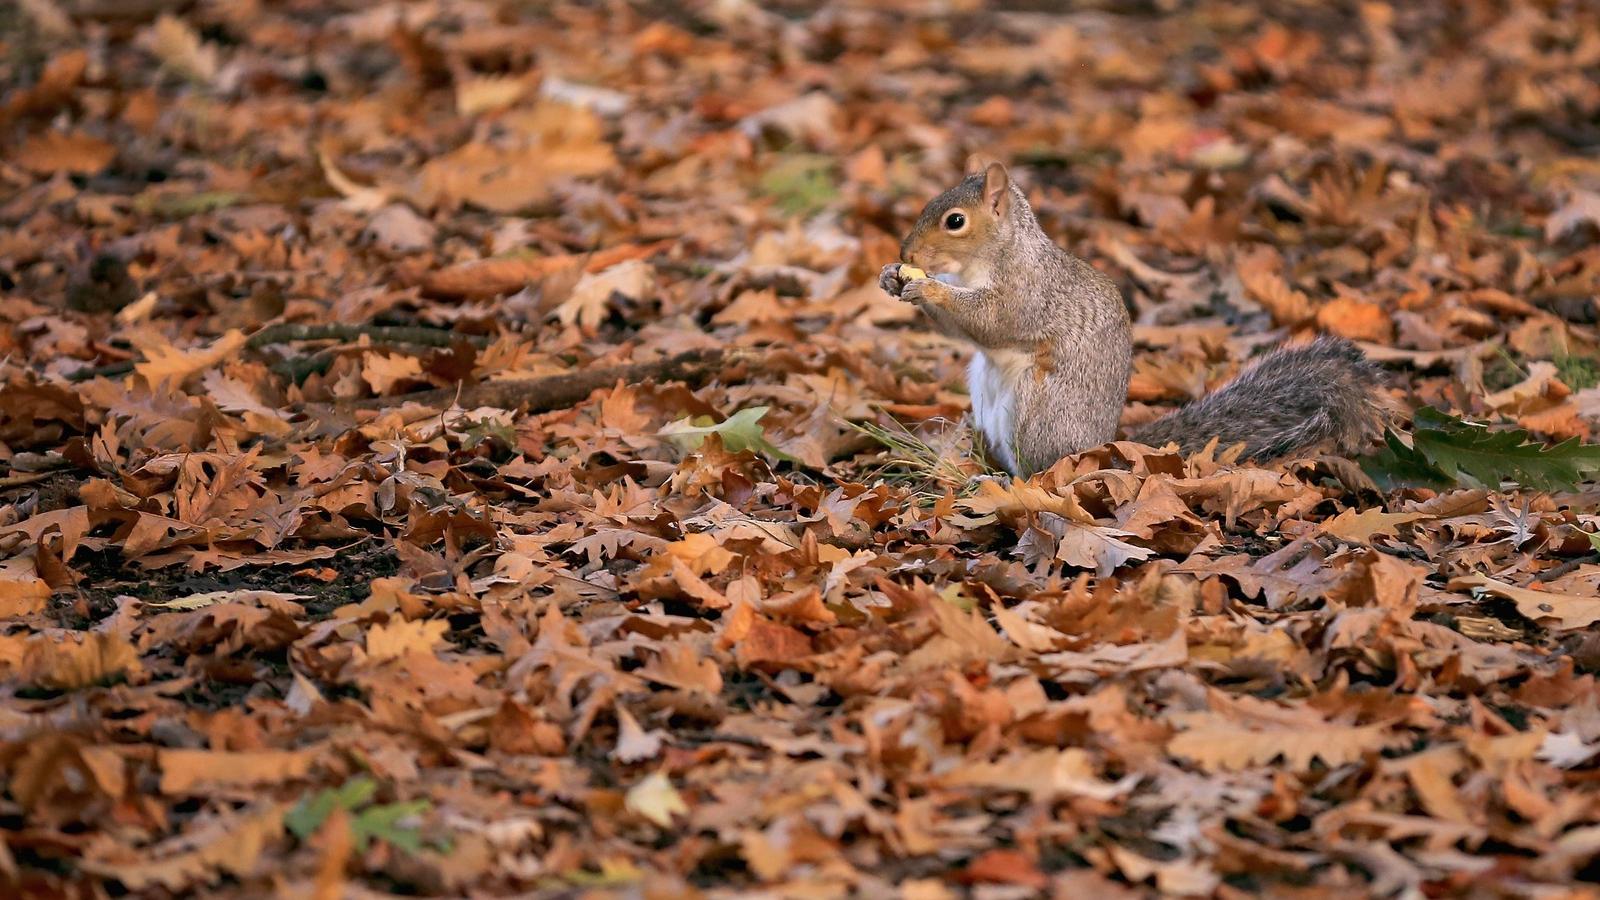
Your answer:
624;772;687;827
1318;508;1431;544
1450;574;1600;631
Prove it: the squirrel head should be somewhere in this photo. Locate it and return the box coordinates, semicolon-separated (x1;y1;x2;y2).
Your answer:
899;161;1025;287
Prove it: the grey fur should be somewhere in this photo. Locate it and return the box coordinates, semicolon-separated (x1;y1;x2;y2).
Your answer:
889;168;1386;476
1130;336;1386;460
883;172;1132;475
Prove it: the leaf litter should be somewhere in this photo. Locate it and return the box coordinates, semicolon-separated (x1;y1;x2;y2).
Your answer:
3;1;1600;897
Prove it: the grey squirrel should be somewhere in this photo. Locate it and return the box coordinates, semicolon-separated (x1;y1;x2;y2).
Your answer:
880;162;1386;476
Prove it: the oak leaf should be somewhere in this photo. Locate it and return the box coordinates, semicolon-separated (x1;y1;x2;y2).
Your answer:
554;259;655;334
1167;717;1396;771
941;749;1127;801
80;804;283;891
1450;573;1600;631
17;631;140;689
365;618;450;661
1318;508;1431;544
360;352;424;395
134;329;248;391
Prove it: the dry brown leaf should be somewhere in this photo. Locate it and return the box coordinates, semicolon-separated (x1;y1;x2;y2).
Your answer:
1168;718;1397;772
1450;574;1600;631
17;632;140;690
140;14;220;82
1316;295;1393;343
1318;508;1431;544
365;617;450;661
159;749;315;794
12;130;115;176
134;330;248;391
80;804;283;891
413;102;617;212
554;259;655;335
639;642;723;693
940;749;1128;801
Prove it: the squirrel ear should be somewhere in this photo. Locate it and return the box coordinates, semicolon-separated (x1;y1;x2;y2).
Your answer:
965;151;996;174
982;162;1011;217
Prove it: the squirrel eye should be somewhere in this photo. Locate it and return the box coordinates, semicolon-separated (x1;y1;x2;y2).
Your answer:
943;211;967;232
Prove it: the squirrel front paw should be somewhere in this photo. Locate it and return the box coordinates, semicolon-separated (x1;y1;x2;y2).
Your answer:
878;263;906;298
899;276;953;308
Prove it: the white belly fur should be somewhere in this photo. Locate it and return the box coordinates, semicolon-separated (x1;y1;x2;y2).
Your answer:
968;349;1030;474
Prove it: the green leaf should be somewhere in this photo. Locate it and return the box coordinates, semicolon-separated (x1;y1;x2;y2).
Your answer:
1585;530;1600;554
351;799;430;854
1361;408;1600;491
134;190;248;219
757;154;838;217
658;406;799;464
285;779;432;855
285;777;378;840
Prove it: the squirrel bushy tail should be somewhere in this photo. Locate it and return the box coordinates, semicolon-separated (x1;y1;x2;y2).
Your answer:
1129;336;1386;461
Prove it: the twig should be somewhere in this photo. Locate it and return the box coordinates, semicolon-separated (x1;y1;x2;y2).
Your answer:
67;361;136;382
247;323;490;349
65;322;489;383
310;348;737;414
0;471;61;489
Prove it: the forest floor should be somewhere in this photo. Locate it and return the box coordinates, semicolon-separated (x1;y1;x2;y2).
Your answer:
4;0;1600;897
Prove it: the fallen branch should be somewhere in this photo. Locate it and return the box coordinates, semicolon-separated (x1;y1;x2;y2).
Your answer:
247;323;490;349
317;347;736;413
66;322;489;382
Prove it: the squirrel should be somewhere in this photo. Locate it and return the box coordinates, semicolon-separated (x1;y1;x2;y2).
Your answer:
880;162;1386;476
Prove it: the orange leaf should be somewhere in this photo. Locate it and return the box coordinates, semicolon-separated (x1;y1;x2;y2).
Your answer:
12;129;115;175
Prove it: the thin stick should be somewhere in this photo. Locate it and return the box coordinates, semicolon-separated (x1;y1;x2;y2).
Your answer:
246;323;490;349
312;347;736;414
